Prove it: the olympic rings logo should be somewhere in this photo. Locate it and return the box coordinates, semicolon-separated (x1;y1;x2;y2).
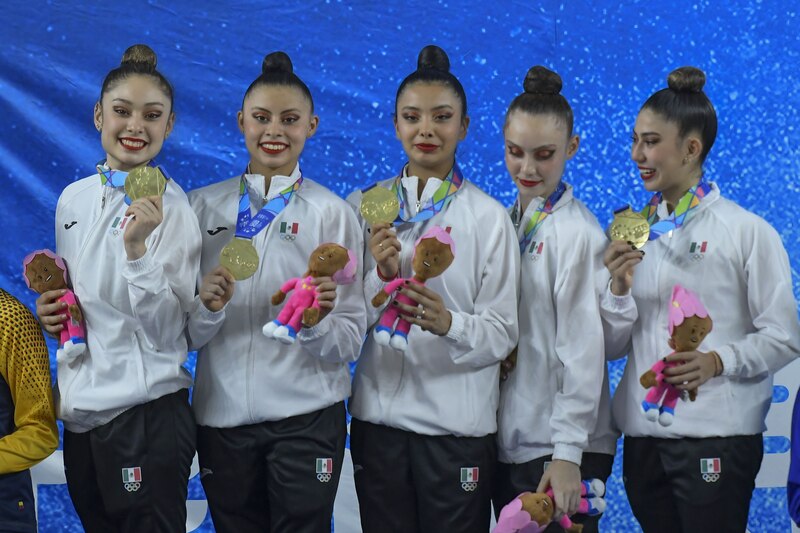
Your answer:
124;482;141;492
461;482;478;492
690;253;705;262
281;234;297;242
317;473;332;483
702;473;719;483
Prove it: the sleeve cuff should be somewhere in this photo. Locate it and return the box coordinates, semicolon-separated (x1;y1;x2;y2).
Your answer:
716;345;738;377
552;443;583;466
195;297;227;322
602;280;635;311
445;310;465;342
299;317;331;342
124;249;157;276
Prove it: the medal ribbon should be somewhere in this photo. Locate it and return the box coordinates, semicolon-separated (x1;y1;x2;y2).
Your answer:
234;172;303;239
515;181;566;254
96;160;171;205
640;179;711;240
387;163;465;223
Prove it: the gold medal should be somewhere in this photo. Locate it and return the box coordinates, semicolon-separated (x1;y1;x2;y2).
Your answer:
608;207;650;249
125;166;167;201
220;238;260;280
360;187;400;225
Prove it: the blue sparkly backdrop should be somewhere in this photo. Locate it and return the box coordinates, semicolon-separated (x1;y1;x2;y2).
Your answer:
2;1;799;532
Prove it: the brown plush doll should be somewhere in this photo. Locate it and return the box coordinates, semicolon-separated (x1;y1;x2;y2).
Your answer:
262;243;357;344
371;226;455;351
493;479;607;533
23;249;86;363
640;284;713;426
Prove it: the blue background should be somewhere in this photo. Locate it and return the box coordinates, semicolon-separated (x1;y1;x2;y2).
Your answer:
2;1;799;531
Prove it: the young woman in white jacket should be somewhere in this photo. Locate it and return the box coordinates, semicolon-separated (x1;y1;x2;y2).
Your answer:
493;65;617;533
346;45;519;533
186;51;366;533
602;66;800;532
34;44;201;532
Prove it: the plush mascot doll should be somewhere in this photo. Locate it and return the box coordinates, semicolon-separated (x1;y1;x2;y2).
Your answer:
494;479;607;533
23;249;86;363
263;243;357;344
640;284;713;426
371;226;455;351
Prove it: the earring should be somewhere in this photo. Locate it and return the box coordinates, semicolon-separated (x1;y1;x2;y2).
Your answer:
682;156;690;165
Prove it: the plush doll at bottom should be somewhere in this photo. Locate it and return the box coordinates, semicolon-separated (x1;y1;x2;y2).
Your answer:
263;243;357;344
494;479;606;533
23;249;86;363
640;284;713;426
371;226;455;351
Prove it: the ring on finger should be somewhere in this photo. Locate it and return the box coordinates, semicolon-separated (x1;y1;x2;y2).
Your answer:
421;307;426;318
379;242;384;248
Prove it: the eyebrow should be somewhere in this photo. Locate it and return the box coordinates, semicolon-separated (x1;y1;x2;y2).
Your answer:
506;141;557;151
637;131;661;137
112;98;165;107
400;104;455;112
250;106;302;114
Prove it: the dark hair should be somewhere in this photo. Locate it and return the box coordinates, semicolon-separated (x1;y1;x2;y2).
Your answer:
395;45;468;118
505;65;573;137
641;66;717;162
99;44;174;110
242;51;314;112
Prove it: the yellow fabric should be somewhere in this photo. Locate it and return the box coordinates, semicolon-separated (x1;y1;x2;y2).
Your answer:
0;289;58;474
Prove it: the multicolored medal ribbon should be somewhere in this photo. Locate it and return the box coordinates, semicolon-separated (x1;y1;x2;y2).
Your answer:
641;179;711;240
514;181;566;254
381;163;464;223
96;160;171;205
219;171;303;280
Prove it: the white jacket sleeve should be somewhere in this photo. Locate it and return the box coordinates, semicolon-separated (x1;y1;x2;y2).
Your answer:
549;232;605;465
298;204;368;363
444;213;520;368
122;193;202;350
600;280;638;361
716;221;800;378
186;297;226;351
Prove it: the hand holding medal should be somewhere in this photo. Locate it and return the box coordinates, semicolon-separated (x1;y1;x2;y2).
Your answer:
123;195;164;261
604;207;647;296
199;266;237;312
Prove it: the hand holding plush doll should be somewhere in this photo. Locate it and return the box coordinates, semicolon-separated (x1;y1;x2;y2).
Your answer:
494;479;607;533
640;284;713;426
371;226;455;352
23;249;86;363
262;243;357;344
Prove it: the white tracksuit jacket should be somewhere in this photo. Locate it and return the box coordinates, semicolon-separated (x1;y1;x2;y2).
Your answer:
601;183;800;438
346;173;519;438
498;185;618;466
54;171;201;432
187;166;366;428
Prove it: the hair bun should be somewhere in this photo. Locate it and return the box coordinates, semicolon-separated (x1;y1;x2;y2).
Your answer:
417;45;450;72
667;66;706;93
262;51;293;75
121;44;157;71
523;66;562;95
